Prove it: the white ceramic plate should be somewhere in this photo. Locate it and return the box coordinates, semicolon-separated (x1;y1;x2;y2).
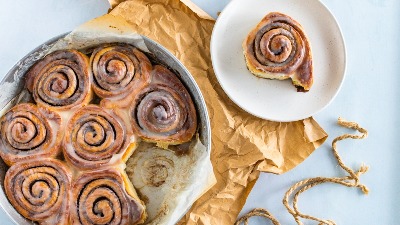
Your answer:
211;0;346;122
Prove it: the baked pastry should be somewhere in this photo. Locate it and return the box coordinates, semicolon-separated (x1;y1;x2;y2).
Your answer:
70;169;146;225
4;159;71;225
26;49;93;110
63;105;136;169
243;12;313;92
90;44;152;100
2;41;201;224
0;103;62;166
129;65;197;146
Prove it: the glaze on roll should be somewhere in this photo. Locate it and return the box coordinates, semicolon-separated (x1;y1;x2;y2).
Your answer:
4;159;71;225
26;49;92;110
70;169;146;225
90;44;152;99
63;105;133;169
4;40;202;224
243;12;313;92
0;103;62;166
129;65;197;146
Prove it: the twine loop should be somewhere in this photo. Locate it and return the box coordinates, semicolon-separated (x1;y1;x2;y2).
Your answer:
235;118;369;225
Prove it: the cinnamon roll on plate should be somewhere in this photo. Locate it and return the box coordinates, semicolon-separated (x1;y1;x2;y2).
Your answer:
243;12;313;92
211;0;346;121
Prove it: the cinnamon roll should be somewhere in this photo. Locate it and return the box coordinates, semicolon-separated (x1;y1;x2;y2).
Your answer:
90;44;152;99
4;159;71;224
70;169;146;225
63;105;134;169
129;65;197;146
26;49;92;110
0;103;62;166
243;12;313;92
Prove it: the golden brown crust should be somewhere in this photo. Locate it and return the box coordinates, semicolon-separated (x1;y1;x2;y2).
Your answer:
129;65;197;146
90;44;152;100
0;103;62;166
6;41;199;224
70;169;146;225
4;159;71;225
243;12;313;92
63;105;132;169
26;49;93;110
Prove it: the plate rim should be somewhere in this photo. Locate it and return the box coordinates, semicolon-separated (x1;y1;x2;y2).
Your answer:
210;0;347;122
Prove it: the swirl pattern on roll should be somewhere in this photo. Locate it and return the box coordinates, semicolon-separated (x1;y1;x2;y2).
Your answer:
26;49;92;110
63;105;127;169
0;103;61;166
243;12;313;91
90;44;152;99
70;169;144;225
4;159;71;224
130;65;197;145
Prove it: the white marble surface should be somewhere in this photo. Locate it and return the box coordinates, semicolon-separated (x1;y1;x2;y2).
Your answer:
0;0;399;224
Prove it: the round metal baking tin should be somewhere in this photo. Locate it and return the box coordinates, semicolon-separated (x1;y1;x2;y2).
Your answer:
0;33;211;224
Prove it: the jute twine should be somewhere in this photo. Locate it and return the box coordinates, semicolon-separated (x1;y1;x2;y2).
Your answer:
235;118;369;225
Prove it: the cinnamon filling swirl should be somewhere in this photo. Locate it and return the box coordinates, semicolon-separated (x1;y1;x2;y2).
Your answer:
243;12;313;91
26;49;92;110
130;65;197;145
70;169;145;225
63;105;128;169
0;103;61;166
90;44;152;99
4;159;71;224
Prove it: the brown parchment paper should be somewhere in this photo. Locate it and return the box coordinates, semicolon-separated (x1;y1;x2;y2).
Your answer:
106;0;328;224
